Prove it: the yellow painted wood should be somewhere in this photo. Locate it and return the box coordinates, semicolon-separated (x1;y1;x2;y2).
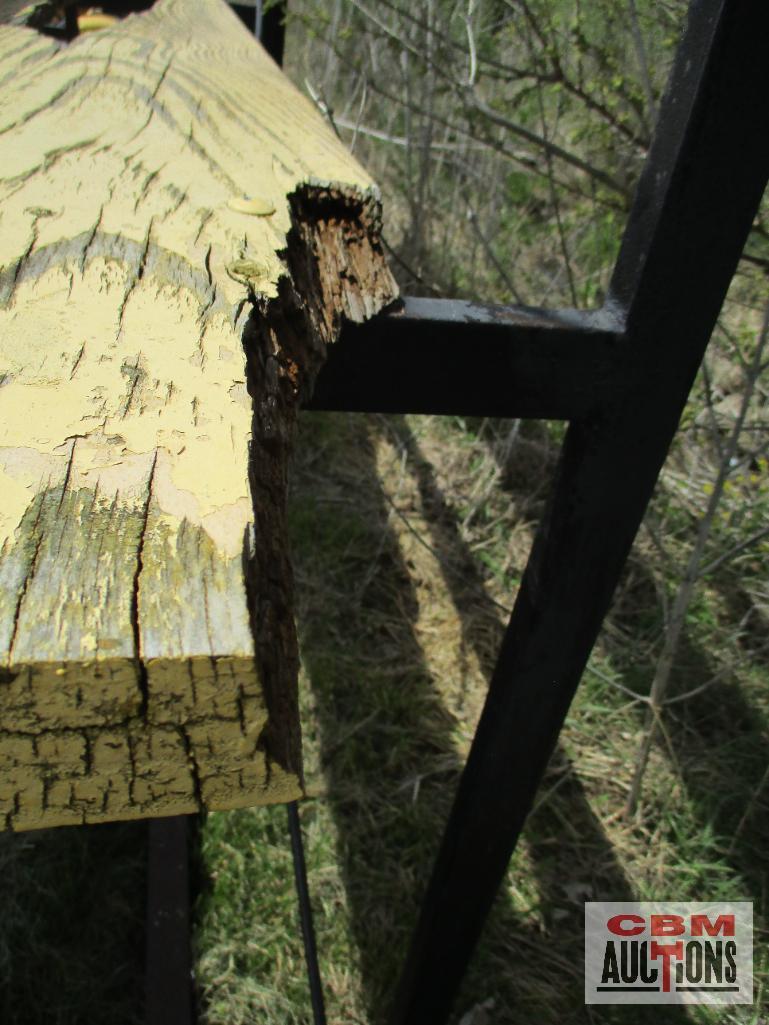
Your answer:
0;0;397;829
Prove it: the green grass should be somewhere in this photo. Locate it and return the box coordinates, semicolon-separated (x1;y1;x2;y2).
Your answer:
191;410;768;1025
0;413;764;1025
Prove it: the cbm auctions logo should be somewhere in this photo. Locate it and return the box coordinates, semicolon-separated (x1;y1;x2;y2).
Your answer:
585;902;753;1004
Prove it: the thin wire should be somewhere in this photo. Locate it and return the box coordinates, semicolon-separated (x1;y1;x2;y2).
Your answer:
288;802;327;1025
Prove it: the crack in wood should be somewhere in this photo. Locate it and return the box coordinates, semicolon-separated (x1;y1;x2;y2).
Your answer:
131;449;157;721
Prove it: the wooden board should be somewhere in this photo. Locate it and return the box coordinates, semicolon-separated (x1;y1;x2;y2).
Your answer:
0;0;397;829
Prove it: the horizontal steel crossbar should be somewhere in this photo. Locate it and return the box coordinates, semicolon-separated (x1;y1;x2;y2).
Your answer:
307;297;624;419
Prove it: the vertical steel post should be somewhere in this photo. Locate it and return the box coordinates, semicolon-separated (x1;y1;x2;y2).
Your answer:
259;0;286;65
146;817;193;1025
389;2;769;1022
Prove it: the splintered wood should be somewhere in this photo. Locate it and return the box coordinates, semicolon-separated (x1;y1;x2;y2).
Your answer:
0;0;397;829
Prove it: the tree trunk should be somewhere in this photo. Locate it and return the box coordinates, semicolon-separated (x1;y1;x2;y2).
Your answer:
0;0;397;829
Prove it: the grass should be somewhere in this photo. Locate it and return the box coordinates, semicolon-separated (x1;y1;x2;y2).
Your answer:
192;410;768;1025
0;415;765;1025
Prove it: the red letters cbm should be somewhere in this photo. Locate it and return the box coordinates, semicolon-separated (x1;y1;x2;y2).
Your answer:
607;914;735;937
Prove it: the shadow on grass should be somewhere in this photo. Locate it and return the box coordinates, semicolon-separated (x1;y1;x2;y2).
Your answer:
607;551;769;916
485;415;768;998
0;820;146;1025
290;411;694;1025
475;415;768;910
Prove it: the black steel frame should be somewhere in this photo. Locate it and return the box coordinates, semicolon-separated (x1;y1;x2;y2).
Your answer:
146;1;769;1023
304;1;769;1022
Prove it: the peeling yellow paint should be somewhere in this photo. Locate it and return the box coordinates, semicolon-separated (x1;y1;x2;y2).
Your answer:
227;196;277;216
78;13;120;32
0;0;395;830
0;262;253;553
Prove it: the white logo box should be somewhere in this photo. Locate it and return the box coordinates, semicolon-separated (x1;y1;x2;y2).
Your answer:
585;901;753;1005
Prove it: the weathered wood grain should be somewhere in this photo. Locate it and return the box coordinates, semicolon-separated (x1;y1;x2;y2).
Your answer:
0;0;397;829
